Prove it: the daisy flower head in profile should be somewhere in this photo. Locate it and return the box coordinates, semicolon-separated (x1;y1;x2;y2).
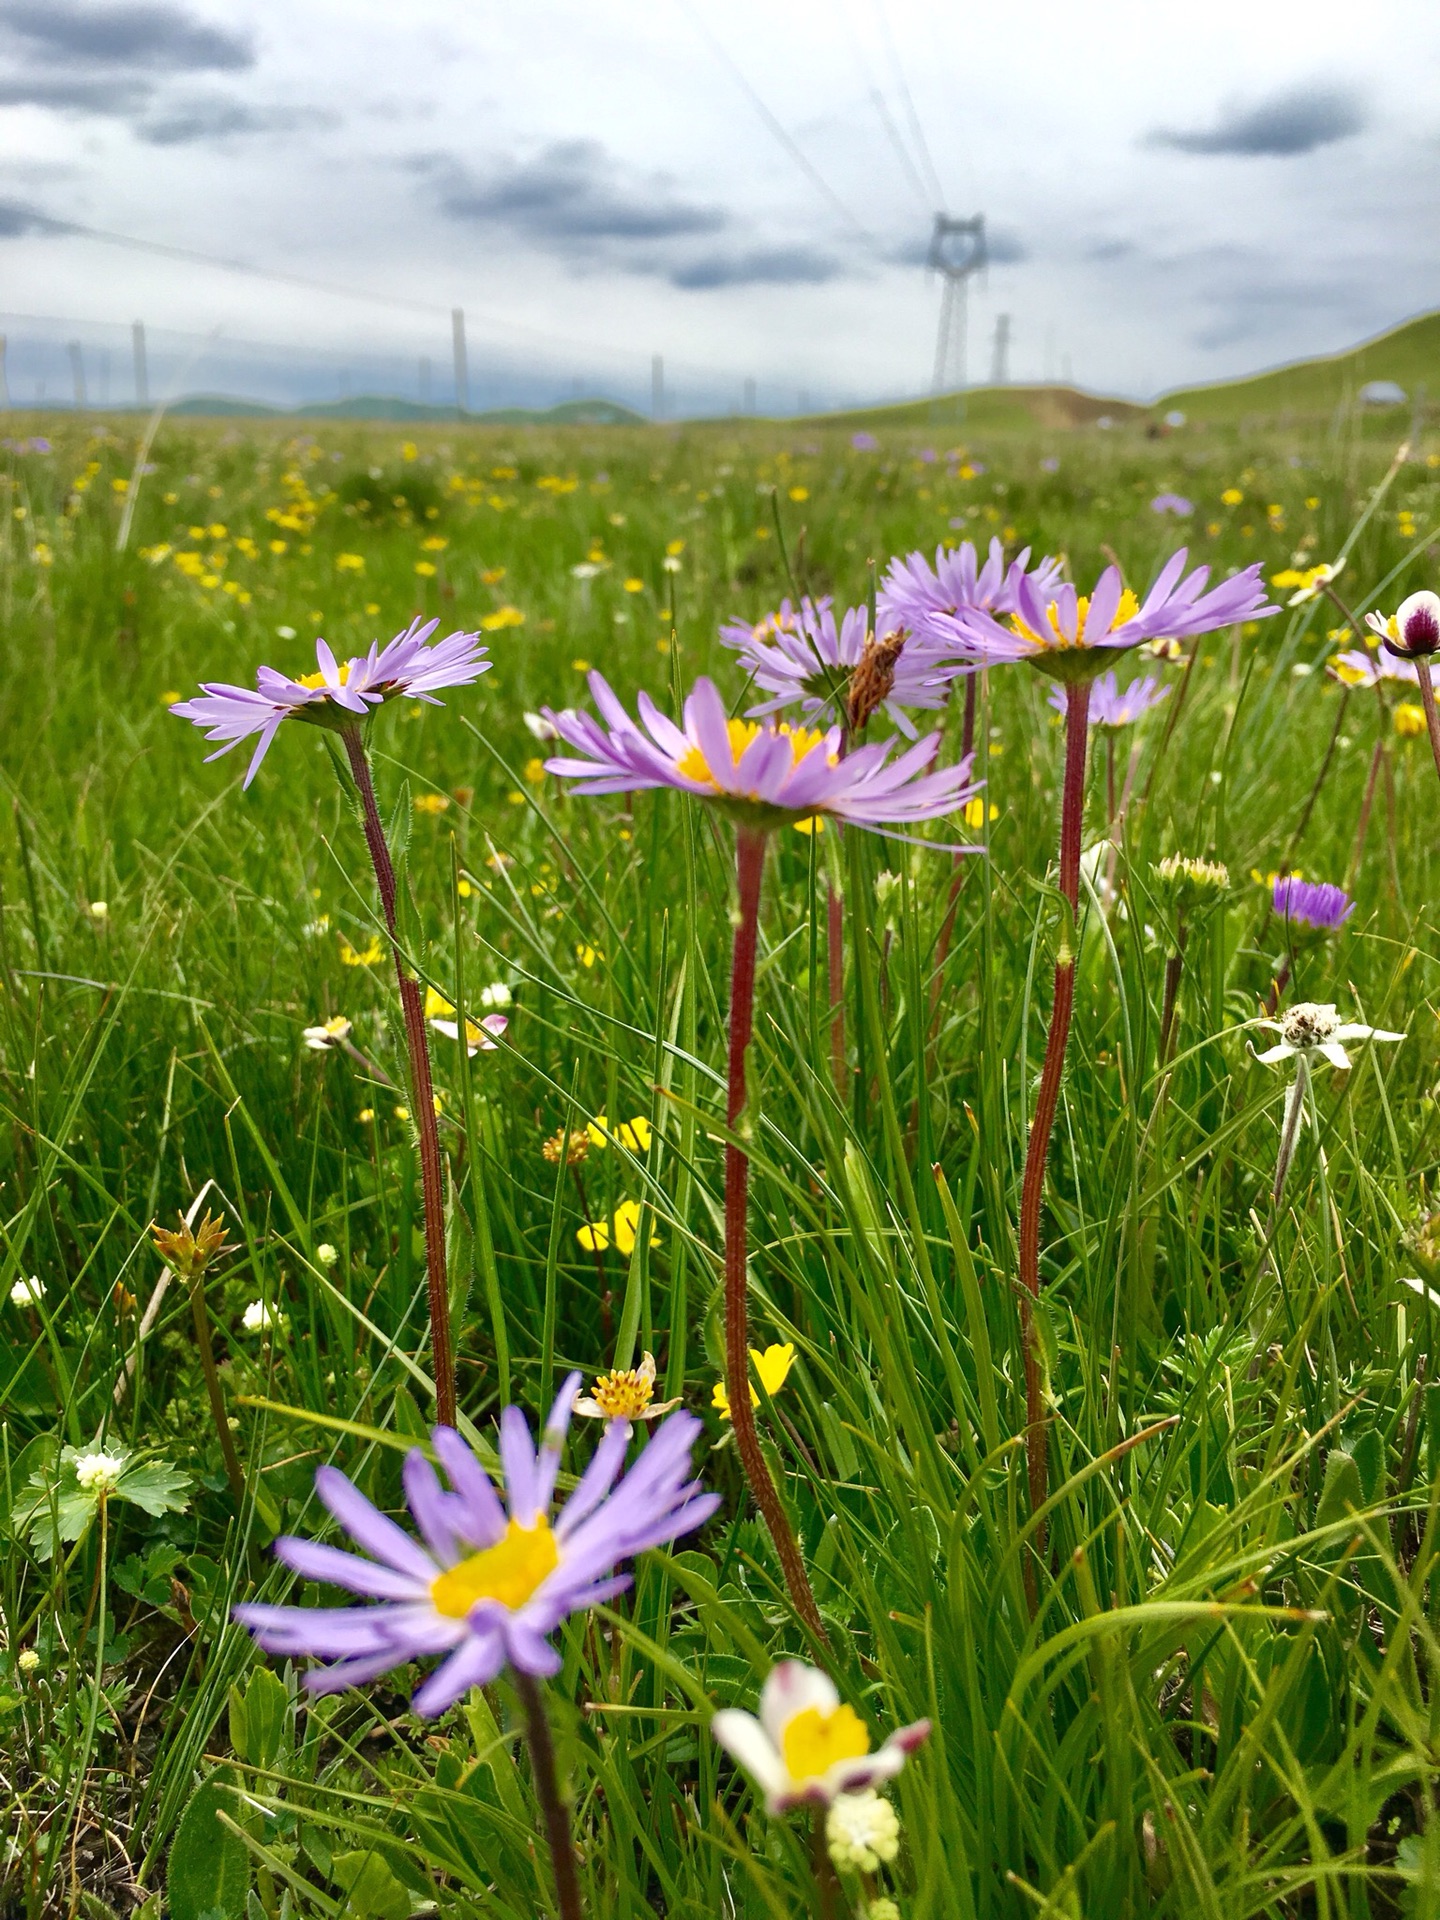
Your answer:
171;618;489;786
1047;669;1170;729
542;673;981;839
233;1376;716;1717
1365;590;1440;661
711;1660;929;1813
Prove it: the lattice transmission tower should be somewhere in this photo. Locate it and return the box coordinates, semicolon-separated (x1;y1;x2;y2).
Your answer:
928;213;986;395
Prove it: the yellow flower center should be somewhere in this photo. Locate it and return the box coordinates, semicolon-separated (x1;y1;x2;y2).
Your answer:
589;1368;654;1419
297;663;351;690
781;1703;871;1784
1014;586;1140;650
429;1517;558;1618
675;720;828;790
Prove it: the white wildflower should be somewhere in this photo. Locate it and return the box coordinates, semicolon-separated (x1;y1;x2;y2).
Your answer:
826;1791;902;1873
10;1276;45;1308
74;1450;126;1494
302;1015;352;1051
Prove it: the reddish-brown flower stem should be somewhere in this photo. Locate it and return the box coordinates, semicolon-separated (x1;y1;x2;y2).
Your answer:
1414;657;1440;790
515;1669;584;1920
1017;676;1091;1540
727;826;827;1642
342;726;456;1428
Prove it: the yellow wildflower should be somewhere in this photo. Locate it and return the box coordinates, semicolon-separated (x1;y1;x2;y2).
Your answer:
712;1342;797;1420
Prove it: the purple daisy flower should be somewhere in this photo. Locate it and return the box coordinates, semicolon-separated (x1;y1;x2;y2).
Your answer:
1047;669;1171;727
719;597;950;736
878;537;1062;640
233;1379;716;1718
171;617;490;786
1328;647;1419;689
851;431;879;452
934;548;1276;677
1272;875;1354;935
1150;492;1193;516
542;673;981;836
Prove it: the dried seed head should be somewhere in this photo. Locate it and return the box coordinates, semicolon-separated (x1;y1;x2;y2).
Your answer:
845;630;906;734
151;1208;231;1281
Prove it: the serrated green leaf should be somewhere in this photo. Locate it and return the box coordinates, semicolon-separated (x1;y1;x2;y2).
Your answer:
114;1456;191;1518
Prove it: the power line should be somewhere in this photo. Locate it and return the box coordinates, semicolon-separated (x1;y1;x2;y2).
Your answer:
867;85;933;216
674;0;879;248
870;0;947;210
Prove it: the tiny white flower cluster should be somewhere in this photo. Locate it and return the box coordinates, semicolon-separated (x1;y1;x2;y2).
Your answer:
827;1789;902;1872
316;1243;339;1268
242;1299;284;1334
17;1647;40;1674
10;1275;45;1308
74;1450;126;1494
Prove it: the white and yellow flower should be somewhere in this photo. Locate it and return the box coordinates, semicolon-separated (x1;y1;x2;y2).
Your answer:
711;1661;929;1812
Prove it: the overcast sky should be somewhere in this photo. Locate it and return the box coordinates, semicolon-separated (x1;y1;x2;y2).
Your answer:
0;0;1437;414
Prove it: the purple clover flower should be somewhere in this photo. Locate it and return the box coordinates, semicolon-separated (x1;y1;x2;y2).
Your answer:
234;1379;716;1717
1272;875;1354;934
543;673;981;835
1047;669;1171;727
1150;492;1193;516
719;597;950;736
172;618;489;785
850;431;879;452
934;548;1276;676
878;537;1062;640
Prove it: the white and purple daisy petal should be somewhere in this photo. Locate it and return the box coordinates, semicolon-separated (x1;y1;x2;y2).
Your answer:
711;1660;930;1814
542;673;983;837
877;537;1061;638
1365;590;1440;661
233;1377;717;1717
932;550;1276;675
1047;670;1171;728
172;618;490;786
719;597;951;734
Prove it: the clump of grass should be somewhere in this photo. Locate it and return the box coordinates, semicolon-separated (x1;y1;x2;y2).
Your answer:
3;405;1440;1917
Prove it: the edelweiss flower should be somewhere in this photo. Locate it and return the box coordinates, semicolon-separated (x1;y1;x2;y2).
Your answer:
543;674;981;837
711;1661;929;1813
172;618;489;786
234;1381;716;1716
573;1352;681;1427
1254;1001;1402;1072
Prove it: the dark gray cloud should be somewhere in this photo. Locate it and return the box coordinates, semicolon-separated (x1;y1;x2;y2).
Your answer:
669;245;843;289
0;195;64;236
138;94;327;144
0;72;153;113
418;141;725;246
1147;86;1365;157
0;0;252;72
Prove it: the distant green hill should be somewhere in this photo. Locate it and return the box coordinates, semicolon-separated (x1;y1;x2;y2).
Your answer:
1158;309;1440;422
166;393;647;427
804;384;1148;435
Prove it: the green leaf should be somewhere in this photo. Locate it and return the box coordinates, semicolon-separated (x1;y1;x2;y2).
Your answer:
229;1666;288;1771
1315;1448;1364;1530
329;1849;411;1920
114;1455;192;1518
167;1768;250;1920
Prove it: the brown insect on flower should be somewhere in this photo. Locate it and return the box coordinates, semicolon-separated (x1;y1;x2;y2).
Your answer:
845;630;907;734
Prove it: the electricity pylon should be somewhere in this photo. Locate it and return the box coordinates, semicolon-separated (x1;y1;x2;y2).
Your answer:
928;213;986;395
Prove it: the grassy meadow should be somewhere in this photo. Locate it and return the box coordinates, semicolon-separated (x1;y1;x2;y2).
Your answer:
5;394;1440;1918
